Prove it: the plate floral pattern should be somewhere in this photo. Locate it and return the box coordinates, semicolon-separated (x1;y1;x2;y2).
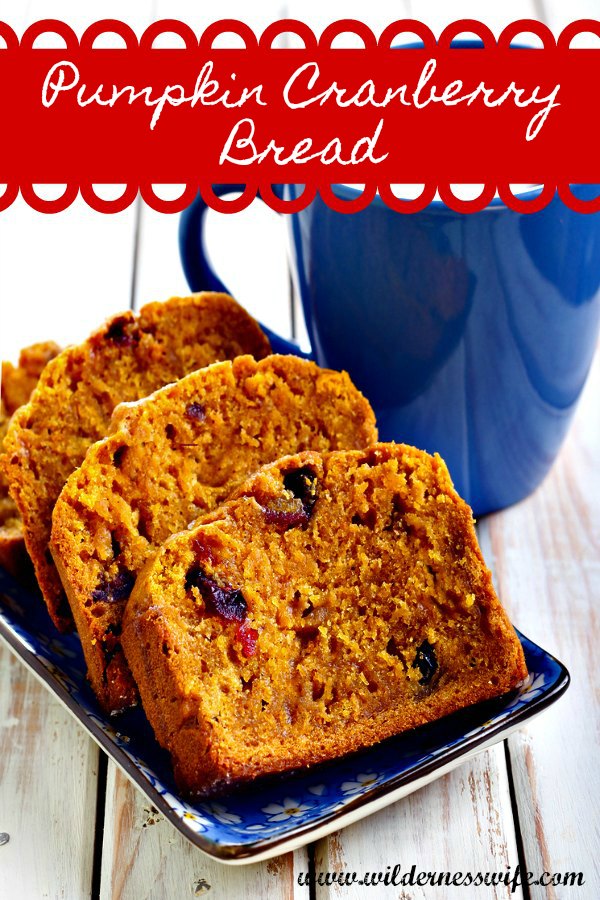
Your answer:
0;567;569;862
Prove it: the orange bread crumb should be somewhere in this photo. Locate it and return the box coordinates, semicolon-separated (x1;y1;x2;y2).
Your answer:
2;294;270;630
51;355;377;712
122;444;527;798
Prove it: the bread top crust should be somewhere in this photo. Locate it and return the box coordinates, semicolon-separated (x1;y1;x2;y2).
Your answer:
2;293;270;628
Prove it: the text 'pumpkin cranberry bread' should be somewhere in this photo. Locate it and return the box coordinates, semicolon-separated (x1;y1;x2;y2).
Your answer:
122;443;527;798
50;354;377;712
2;294;270;630
1;342;61;578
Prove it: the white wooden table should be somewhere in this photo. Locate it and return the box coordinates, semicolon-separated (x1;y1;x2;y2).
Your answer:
0;2;598;898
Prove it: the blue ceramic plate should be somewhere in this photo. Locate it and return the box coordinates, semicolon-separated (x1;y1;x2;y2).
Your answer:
0;566;569;864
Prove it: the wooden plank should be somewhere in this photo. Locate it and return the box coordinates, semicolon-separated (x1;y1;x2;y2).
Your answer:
478;344;600;899
0;642;99;898
100;765;309;900
314;744;523;900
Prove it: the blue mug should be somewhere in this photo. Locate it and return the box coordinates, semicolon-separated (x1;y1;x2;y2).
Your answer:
179;183;600;516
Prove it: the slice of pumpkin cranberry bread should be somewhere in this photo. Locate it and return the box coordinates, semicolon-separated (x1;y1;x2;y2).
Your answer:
2;294;270;630
50;354;377;712
1;342;61;578
121;443;527;798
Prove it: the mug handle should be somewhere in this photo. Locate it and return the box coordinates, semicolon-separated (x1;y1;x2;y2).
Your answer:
178;186;312;358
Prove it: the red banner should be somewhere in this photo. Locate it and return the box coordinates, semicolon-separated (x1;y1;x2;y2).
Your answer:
0;17;599;213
